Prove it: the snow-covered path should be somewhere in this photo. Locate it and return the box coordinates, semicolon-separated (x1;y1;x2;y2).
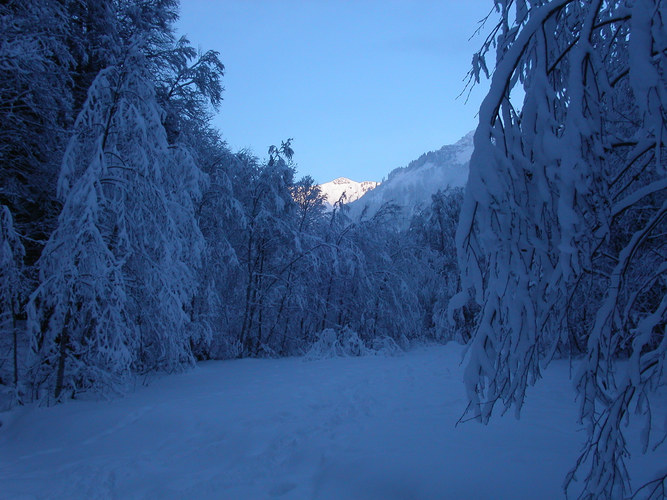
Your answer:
1;345;663;499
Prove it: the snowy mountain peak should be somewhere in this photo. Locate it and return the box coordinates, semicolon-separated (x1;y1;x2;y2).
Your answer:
348;131;474;225
331;177;353;184
318;177;380;210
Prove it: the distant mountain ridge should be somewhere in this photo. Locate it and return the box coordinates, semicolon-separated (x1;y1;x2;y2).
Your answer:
347;131;473;224
318;177;380;210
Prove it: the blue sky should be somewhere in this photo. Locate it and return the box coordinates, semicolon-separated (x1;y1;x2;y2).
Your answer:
177;1;492;183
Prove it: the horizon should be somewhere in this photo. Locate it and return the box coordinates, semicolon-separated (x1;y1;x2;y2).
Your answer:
176;1;491;183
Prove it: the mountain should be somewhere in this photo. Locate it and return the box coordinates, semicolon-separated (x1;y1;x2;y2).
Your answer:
318;177;380;210
348;131;473;225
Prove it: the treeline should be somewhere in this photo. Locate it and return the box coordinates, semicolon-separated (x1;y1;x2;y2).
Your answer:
0;0;463;404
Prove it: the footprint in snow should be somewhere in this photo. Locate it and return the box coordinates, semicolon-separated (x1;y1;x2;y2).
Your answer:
269;481;297;496
83;405;153;445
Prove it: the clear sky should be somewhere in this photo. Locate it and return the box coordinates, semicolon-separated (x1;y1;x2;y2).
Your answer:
176;1;492;184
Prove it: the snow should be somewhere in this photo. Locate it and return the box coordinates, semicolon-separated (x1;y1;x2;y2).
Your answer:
1;344;664;499
317;177;380;211
348;132;473;225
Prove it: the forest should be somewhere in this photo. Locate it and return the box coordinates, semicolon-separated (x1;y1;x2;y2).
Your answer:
1;1;665;498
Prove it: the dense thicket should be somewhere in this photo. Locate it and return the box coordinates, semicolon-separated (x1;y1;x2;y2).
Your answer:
0;0;462;405
456;0;666;497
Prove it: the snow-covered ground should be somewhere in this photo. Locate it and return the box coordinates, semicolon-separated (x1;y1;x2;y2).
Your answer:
1;344;664;499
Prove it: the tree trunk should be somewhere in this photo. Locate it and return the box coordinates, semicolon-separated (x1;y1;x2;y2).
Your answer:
13;313;18;388
54;313;71;400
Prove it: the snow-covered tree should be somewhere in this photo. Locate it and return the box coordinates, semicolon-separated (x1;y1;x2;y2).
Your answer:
233;142;298;356
0;0;73;266
455;0;666;496
28;44;205;400
191;140;243;359
411;188;468;341
0;206;25;391
291;176;326;232
154;37;225;145
264;175;327;353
